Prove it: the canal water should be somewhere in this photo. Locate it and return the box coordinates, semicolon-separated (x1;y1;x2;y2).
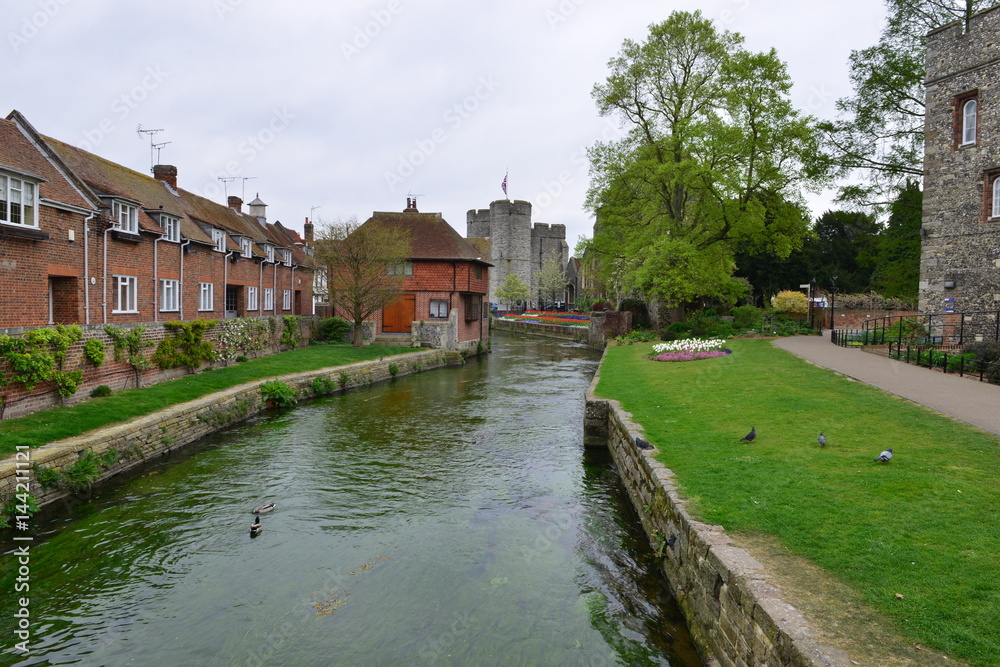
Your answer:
1;332;702;666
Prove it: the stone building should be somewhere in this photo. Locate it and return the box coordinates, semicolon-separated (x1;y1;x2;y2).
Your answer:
921;6;1000;314
466;199;568;308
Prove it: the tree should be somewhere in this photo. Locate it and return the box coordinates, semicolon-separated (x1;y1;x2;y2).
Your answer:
585;11;824;312
494;273;530;311
314;217;411;347
819;0;989;210
535;251;567;309
860;180;922;303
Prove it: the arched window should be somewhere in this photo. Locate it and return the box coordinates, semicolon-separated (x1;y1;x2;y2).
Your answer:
992;177;1000;219
963;99;978;145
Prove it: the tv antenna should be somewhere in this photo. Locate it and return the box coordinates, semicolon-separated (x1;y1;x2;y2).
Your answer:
310;205;321;222
217;176;257;200
136;124;166;173
407;192;424;209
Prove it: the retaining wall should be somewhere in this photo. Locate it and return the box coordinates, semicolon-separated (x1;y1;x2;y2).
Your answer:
585;370;850;666
0;349;463;512
490;317;588;342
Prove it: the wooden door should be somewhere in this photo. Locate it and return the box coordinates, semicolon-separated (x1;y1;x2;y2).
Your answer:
382;295;415;333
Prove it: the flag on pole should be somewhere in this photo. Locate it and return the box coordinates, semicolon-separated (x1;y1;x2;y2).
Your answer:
501;172;508;197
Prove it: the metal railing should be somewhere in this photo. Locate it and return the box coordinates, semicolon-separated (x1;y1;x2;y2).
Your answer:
887;341;1000;383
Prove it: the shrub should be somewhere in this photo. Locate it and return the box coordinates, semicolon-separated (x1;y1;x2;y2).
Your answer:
963;341;1000;363
731;305;763;329
659;330;678;341
260;379;297;408
619;298;650;328
338;372;350;388
152;320;216;372
770;290;808;315
388;362;400;376
310;376;338;396
90;385;112;398
280;316;301;349
315;317;352;343
574;296;594;312
83;338;105;366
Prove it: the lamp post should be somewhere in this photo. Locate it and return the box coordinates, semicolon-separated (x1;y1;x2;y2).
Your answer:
809;277;816;329
829;271;838;331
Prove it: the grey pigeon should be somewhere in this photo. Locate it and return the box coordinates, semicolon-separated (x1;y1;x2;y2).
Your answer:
635;436;654;450
874;448;893;462
740;427;756;443
818;433;827;447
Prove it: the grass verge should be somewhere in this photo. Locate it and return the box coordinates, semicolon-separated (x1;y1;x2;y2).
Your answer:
0;344;411;456
595;338;1000;665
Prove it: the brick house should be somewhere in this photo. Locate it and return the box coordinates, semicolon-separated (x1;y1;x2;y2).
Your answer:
337;199;491;351
0;110;313;328
921;7;1000;315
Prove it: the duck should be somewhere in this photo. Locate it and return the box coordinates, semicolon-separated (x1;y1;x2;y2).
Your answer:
250;516;263;536
253;503;275;514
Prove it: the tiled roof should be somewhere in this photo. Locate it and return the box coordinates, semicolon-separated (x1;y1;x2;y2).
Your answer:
0;117;93;211
363;211;491;264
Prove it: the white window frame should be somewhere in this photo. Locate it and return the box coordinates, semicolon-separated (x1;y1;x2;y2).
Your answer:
265;245;275;263
963;99;978;146
282;289;291;311
212;228;227;252
113;275;138;313
160;215;180;242
992;177;1000;219
199;282;214;311
247;286;259;311
430;299;448;318
160;279;179;312
114;201;139;234
240;237;252;258
282;249;292;266
0;174;38;227
264;287;274;311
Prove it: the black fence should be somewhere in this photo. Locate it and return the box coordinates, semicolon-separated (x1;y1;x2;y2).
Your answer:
886;342;1000;383
833;310;1000;348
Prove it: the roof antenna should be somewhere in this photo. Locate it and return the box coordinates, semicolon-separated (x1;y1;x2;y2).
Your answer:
218;176;237;198
310;205;321;222
239;176;257;201
136;124;165;173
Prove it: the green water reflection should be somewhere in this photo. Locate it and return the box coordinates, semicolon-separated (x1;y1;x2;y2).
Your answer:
1;333;702;666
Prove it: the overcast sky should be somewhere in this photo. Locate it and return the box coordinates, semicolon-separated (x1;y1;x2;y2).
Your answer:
6;0;886;251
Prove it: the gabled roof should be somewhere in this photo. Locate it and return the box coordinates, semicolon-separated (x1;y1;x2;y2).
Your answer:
364;210;492;265
0;114;94;212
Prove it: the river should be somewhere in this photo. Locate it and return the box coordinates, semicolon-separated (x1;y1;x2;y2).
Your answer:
1;332;702;666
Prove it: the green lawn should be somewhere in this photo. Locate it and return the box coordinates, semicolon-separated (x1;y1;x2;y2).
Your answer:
595;338;1000;665
0;344;412;456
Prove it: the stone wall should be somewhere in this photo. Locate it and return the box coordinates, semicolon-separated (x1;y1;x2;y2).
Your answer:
0;349;462;512
490;317;588;342
921;5;1000;314
586;371;850;666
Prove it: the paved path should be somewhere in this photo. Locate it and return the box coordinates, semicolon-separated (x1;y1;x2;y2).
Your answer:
773;332;1000;435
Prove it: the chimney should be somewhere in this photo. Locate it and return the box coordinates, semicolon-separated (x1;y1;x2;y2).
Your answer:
228;196;243;212
304;217;314;243
153;164;177;189
404;197;418;213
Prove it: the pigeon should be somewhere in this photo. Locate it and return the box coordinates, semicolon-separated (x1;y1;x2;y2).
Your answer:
635;436;654;450
818;433;827;447
739;427;756;443
250;516;263;536
874;448;893;462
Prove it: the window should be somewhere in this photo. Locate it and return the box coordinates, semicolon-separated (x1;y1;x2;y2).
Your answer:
160;279;179;312
240;237;252;258
993;177;1000;219
430;299;448;318
212;228;227;252
474;264;483;280
161;215;180;242
282;289;291;311
247;286;259;311
264;287;274;311
199;282;214;311
963;99;978;146
113;201;139;234
0;174;37;227
265;245;275;263
282;249;292;266
388;261;413;276
113;275;138;313
464;294;482;321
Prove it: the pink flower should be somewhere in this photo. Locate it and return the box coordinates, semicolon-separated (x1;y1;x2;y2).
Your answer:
650;349;731;362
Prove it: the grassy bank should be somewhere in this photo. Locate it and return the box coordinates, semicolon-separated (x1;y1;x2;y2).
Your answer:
0;344;411;456
595;338;1000;665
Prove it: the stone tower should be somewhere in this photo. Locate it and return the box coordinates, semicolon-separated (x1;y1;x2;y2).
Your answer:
921;7;1000;313
466;200;569;308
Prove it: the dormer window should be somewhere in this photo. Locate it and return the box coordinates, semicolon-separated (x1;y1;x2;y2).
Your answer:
282;248;291;266
265;245;275;263
240;237;252;258
160;215;180;242
113;201;139;234
212;228;227;252
0;174;37;227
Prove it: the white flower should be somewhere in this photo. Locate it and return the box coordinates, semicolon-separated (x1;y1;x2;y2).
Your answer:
651;338;727;355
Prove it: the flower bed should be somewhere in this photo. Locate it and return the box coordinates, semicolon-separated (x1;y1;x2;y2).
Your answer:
649;338;731;362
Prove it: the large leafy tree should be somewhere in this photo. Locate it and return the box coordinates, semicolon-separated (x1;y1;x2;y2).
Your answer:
584;11;824;310
819;0;989;209
314;217;411;347
861;180;923;302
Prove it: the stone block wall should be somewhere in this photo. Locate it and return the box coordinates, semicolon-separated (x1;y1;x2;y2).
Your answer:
0;350;462;512
490;317;587;342
586;374;850;666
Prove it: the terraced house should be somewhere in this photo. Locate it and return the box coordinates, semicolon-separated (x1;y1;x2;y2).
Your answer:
0;110;314;329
